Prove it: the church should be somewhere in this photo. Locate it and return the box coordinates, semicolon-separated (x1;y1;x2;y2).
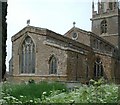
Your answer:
9;0;120;84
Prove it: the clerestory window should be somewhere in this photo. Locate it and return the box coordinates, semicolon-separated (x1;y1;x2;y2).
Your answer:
20;36;35;74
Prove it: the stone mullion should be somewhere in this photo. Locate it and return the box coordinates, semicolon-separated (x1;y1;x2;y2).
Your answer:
28;49;30;73
30;45;32;73
29;45;32;73
25;46;28;73
23;45;25;73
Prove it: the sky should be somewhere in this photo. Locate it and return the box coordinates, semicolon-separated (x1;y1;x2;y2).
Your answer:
6;0;96;71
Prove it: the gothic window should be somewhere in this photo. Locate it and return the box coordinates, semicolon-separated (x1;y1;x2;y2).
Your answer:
49;55;57;74
101;20;107;34
20;36;35;74
94;58;103;78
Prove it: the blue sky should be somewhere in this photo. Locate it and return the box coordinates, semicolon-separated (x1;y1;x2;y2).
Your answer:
6;0;94;71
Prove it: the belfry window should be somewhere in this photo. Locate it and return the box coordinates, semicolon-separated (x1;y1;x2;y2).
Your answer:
49;55;57;74
20;36;35;74
101;20;107;34
94;58;103;78
109;2;113;10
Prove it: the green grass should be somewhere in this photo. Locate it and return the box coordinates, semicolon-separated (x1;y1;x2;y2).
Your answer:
2;81;67;100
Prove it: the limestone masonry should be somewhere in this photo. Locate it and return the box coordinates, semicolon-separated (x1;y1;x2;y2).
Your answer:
9;0;120;84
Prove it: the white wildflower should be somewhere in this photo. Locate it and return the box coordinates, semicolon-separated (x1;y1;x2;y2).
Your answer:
43;92;47;95
20;95;24;98
30;100;33;103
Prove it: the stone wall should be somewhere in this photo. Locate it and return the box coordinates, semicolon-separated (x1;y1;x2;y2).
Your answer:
11;27;69;82
10;26;120;84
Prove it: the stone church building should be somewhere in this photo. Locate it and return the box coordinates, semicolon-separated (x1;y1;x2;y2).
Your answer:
9;0;120;83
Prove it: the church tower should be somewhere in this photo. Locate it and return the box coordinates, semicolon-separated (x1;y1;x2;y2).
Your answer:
91;0;120;48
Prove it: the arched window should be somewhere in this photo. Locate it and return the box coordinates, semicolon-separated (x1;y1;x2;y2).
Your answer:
20;36;35;74
49;55;57;74
109;2;113;10
101;20;107;34
94;58;103;78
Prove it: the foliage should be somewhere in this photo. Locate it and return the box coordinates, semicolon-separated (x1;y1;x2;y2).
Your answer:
42;84;118;103
28;78;35;84
2;81;67;103
1;79;119;104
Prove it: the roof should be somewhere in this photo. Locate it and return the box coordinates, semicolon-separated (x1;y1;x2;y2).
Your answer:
11;25;92;52
64;26;117;49
64;26;88;36
11;25;117;56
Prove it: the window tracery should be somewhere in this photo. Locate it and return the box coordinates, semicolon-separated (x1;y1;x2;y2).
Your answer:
20;36;35;74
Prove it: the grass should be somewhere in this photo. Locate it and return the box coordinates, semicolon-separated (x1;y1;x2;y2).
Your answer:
2;81;68;100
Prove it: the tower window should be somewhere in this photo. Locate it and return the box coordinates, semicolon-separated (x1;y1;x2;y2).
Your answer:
109;2;113;10
20;36;35;74
49;55;57;74
101;20;107;34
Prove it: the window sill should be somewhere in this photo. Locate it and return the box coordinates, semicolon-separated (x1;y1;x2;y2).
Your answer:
19;74;35;76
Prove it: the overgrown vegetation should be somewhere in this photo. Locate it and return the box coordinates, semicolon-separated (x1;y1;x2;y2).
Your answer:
0;78;119;104
2;81;67;102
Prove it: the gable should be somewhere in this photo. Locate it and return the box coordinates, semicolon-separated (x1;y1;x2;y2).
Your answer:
64;27;90;46
11;26;47;42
